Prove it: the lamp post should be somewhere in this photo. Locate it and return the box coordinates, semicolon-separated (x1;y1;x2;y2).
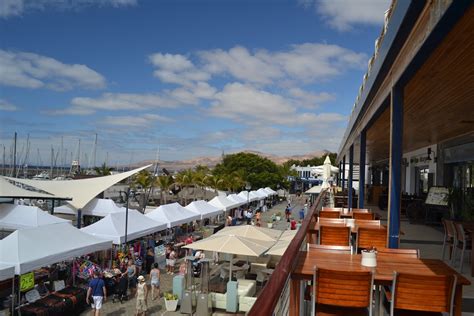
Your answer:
119;188;135;245
245;183;251;207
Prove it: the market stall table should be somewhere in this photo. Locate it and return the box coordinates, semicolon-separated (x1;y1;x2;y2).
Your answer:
290;250;470;316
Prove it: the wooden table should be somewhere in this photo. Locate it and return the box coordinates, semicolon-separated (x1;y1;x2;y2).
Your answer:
290;251;470;316
309;222;383;234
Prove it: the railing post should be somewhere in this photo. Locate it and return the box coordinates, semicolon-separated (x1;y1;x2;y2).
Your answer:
341;155;346;189
388;85;403;248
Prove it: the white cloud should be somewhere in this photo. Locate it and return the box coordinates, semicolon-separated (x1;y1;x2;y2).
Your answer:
149;53;210;86
209;82;345;126
288;88;335;109
314;0;390;31
0;99;18;111
0;50;106;90
0;0;137;18
102;113;173;127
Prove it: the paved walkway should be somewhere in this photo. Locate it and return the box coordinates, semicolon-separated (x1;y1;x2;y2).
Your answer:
79;195;305;316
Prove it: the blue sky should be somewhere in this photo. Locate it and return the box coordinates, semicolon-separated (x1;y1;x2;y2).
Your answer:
0;0;390;166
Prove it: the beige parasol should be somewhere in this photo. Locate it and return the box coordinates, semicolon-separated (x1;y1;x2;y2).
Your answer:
215;225;282;242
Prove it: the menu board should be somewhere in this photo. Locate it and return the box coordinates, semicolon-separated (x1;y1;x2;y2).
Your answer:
425;186;449;206
20;272;35;292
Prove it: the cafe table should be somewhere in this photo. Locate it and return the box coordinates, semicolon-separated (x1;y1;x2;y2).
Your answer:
290;250;470;316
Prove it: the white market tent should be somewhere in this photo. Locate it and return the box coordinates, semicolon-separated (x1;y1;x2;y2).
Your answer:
238;191;258;203
54;198;124;217
184;200;223;220
146;203;200;228
256;188;270;198
226;194;247;206
0;176;70;200
264;187;277;195
6;165;150;210
305;186;322;195
0;223;111;274
0;204;70;230
252;190;267;200
0;263;14;281
208;196;240;211
81;209;166;245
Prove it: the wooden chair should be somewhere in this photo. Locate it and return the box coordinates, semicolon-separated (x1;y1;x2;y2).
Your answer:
321;207;343;212
441;219;456;262
377;248;420;259
312;267;373;316
452;222;471;273
353;212;375;220
356;226;387;253
351;208;370;212
355;219;381;227
388;272;456;316
307;244;352;254
319;210;341;219
317;217;345;225
319;225;351;247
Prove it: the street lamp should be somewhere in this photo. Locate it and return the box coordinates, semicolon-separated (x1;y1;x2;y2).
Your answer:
245;183;251;212
119;188;135;245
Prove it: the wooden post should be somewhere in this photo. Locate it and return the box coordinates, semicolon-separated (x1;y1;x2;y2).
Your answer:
289;277;300;316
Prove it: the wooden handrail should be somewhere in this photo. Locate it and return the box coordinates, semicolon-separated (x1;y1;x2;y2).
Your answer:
247;190;327;316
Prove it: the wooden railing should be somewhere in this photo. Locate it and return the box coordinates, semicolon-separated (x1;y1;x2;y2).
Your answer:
247;190;326;316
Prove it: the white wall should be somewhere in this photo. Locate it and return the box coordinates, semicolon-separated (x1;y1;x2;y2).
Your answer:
403;144;437;194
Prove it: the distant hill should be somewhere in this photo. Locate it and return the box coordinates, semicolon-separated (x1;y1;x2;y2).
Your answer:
129;149;331;172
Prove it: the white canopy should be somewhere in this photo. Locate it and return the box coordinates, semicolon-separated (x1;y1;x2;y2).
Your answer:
54;198;124;217
0;263;14;281
305;186;322;194
81;209;166;244
184;200;223;220
0;223;111;274
264;187;277;195
146;202;200;228
256;188;270;198
7;165;150;210
208;196;240;211
252;190;266;200
238;191;258;203
0;204;70;230
0;176;70;200
226;194;247;206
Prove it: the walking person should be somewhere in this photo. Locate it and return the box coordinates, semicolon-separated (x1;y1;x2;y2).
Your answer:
86;270;107;316
149;263;160;300
168;247;177;274
135;275;148;316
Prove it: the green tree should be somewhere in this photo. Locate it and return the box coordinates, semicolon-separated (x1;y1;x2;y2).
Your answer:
94;163;112;176
155;175;173;205
174;169;194;204
131;170;155;212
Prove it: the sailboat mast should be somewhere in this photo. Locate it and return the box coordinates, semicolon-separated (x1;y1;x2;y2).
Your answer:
12;132;17;177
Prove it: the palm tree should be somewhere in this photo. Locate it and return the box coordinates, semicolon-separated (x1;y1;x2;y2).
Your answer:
174;169;194;204
94;163;112;176
132;170;155;212
206;175;224;194
155;175;173;205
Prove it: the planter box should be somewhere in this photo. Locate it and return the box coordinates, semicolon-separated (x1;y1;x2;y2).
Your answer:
165;298;179;312
276;216;281;221
267;223;273;228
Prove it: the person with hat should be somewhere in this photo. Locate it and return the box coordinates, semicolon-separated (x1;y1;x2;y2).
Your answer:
135;275;148;316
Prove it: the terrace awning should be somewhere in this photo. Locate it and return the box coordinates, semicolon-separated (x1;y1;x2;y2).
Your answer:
6;165;150;210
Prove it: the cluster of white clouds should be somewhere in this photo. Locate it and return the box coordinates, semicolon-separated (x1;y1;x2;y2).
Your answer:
1;0;390;159
301;0;391;31
0;49;106;90
0;0;136;18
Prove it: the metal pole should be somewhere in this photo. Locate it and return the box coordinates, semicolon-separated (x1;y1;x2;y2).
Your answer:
76;209;82;228
348;145;354;210
359;130;367;209
124;188;130;244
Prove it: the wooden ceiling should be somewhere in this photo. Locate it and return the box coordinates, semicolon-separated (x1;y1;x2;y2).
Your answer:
364;5;474;164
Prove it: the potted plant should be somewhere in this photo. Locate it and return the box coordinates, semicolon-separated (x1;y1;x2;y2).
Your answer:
267;220;273;228
164;292;179;311
275;212;282;221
